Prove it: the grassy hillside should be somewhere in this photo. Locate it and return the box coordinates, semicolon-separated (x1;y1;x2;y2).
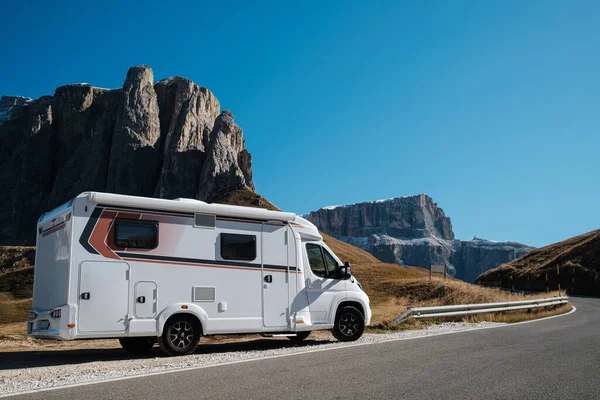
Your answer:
477;229;600;296
0;247;35;327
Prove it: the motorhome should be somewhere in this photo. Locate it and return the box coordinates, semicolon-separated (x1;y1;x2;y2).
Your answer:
28;192;371;355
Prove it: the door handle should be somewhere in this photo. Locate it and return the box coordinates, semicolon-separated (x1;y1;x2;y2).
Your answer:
136;296;146;304
264;275;272;283
81;292;90;300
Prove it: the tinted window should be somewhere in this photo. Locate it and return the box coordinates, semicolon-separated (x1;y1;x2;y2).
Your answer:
306;244;327;278
323;248;340;278
115;220;158;249
221;234;256;261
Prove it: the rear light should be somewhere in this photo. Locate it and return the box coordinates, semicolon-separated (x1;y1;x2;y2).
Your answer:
28;311;37;320
50;309;62;319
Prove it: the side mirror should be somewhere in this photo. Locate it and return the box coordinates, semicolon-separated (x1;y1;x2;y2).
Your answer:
343;261;352;280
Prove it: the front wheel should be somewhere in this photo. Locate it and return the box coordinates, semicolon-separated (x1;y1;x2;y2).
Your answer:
331;306;365;342
158;315;201;356
119;337;155;354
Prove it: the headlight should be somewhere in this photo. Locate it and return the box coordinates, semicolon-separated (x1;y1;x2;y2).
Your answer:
50;309;62;319
28;311;37;320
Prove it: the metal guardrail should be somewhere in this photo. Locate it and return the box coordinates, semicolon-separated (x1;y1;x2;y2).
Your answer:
392;296;570;324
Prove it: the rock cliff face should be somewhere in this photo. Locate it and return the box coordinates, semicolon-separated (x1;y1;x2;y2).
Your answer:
0;66;254;245
0;96;32;123
307;195;533;282
310;195;454;240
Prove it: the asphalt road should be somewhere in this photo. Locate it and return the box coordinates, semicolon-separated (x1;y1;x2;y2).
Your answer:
8;297;600;400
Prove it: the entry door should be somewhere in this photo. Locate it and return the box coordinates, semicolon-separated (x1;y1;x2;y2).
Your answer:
305;243;347;324
262;224;290;328
78;261;129;332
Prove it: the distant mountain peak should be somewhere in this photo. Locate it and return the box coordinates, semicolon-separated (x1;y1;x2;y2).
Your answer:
308;195;533;282
319;193;430;211
0;96;32;124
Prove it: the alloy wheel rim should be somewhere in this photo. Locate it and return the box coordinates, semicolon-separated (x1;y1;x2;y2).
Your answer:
339;312;361;336
168;321;194;348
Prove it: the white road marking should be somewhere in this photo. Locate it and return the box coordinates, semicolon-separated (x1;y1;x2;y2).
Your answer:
0;306;577;399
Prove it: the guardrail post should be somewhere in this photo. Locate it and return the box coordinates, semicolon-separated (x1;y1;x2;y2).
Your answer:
557;265;561;296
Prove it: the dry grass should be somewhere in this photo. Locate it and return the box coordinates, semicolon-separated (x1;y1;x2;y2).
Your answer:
0;322;27;337
464;303;572;323
477;229;600;295
0;292;31;325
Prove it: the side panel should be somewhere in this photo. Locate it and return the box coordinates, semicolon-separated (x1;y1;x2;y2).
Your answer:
32;209;72;310
70;198;306;336
78;261;129;332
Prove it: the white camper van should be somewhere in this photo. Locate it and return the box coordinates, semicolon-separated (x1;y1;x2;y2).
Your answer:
28;192;371;356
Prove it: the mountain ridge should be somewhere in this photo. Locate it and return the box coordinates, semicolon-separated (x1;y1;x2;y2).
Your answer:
0;65;254;245
307;195;534;281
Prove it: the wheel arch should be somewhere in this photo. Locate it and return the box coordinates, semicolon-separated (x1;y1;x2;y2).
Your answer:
156;303;208;336
335;300;366;320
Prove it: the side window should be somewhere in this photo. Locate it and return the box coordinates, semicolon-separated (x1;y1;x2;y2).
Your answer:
306;244;327;278
221;234;256;261
323;249;339;278
114;220;158;249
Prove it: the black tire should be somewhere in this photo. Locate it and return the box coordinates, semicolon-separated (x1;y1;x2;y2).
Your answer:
119;337;156;354
331;306;365;342
288;331;311;342
158;315;201;356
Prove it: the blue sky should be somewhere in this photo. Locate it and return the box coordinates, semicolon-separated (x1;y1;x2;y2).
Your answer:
1;1;599;247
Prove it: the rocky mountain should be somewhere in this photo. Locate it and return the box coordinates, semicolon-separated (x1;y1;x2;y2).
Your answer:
0;96;31;123
477;229;600;295
307;195;533;281
0;65;254;245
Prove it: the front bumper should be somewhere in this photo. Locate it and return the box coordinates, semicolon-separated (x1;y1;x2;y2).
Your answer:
364;305;373;326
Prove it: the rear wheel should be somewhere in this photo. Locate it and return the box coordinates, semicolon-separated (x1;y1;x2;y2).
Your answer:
331;306;365;342
158;315;201;356
288;331;311;342
119;337;155;354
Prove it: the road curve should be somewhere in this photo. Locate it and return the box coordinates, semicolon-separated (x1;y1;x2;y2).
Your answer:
6;297;599;400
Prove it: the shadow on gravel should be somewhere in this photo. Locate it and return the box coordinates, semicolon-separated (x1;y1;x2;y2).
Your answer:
0;338;332;371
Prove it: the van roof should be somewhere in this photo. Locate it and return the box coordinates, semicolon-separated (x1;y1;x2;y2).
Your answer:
80;191;297;223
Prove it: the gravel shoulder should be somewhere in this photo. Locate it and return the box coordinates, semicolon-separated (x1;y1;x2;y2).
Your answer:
0;322;504;396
